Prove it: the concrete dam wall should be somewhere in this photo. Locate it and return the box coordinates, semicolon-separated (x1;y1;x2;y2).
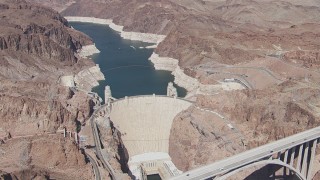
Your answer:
110;96;192;157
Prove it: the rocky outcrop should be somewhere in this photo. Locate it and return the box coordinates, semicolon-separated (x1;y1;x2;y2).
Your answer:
0;135;93;180
0;33;77;64
149;52;178;72
25;0;75;12
0;1;99;179
0;0;98;136
74;65;105;91
60;64;105;91
0;86;94;136
196;83;320;147
283;50;320;68
78;44;100;58
169;106;245;171
149;53;199;92
96;119;130;179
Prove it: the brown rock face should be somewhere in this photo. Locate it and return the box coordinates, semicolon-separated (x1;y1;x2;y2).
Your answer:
0;0;96;179
169;108;244;171
196;83;320;146
283;50;320;68
96;121;131;179
25;0;75;12
0;88;94;136
0;136;93;180
0;2;85;65
0;0;94;135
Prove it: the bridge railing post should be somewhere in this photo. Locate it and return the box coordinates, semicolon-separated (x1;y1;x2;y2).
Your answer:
307;139;317;180
296;144;304;172
301;142;310;176
289;147;296;167
283;150;289;176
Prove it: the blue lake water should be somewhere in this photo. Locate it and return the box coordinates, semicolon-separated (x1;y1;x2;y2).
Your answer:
70;22;186;100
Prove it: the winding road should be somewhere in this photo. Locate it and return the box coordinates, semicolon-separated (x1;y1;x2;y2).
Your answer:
86;153;102;180
89;105;118;180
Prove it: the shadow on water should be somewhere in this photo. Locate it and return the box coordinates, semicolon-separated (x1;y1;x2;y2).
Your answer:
70;22;187;100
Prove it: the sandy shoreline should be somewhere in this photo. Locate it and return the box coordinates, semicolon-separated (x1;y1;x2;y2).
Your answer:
148;53;200;92
60;43;104;91
78;44;100;58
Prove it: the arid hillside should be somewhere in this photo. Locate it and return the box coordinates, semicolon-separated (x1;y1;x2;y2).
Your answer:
16;0;320;179
0;0;100;178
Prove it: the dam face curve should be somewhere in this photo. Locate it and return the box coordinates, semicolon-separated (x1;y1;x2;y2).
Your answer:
110;95;192;158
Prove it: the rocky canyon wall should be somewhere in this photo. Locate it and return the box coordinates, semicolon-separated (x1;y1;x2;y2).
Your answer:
0;0;101;178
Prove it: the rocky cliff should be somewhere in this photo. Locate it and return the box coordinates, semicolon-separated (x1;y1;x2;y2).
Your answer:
0;135;93;180
0;0;100;178
0;0;96;136
96;119;131;179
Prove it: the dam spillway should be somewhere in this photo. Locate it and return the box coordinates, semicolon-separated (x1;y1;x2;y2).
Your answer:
110;95;192;157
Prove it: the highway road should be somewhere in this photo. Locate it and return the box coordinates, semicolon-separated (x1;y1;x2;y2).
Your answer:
171;126;320;180
201;65;283;82
86;153;102;180
89;106;118;180
205;70;254;89
200;65;286;90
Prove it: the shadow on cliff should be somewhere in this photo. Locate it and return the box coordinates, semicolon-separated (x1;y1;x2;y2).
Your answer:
109;121;134;178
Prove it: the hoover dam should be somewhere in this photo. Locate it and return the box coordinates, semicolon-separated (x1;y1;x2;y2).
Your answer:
110;95;192;156
109;95;193;179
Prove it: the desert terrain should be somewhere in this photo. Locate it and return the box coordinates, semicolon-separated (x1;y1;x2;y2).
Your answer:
3;0;320;179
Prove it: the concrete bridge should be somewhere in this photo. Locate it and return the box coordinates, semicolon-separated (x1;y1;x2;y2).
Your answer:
171;126;320;180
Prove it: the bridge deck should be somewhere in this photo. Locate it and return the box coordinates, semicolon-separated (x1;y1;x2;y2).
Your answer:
171;126;320;180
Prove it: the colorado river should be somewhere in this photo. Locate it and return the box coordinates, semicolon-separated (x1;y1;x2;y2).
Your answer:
70;22;186;100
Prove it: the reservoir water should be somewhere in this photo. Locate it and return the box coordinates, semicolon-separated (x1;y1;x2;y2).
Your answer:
70;22;187;100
